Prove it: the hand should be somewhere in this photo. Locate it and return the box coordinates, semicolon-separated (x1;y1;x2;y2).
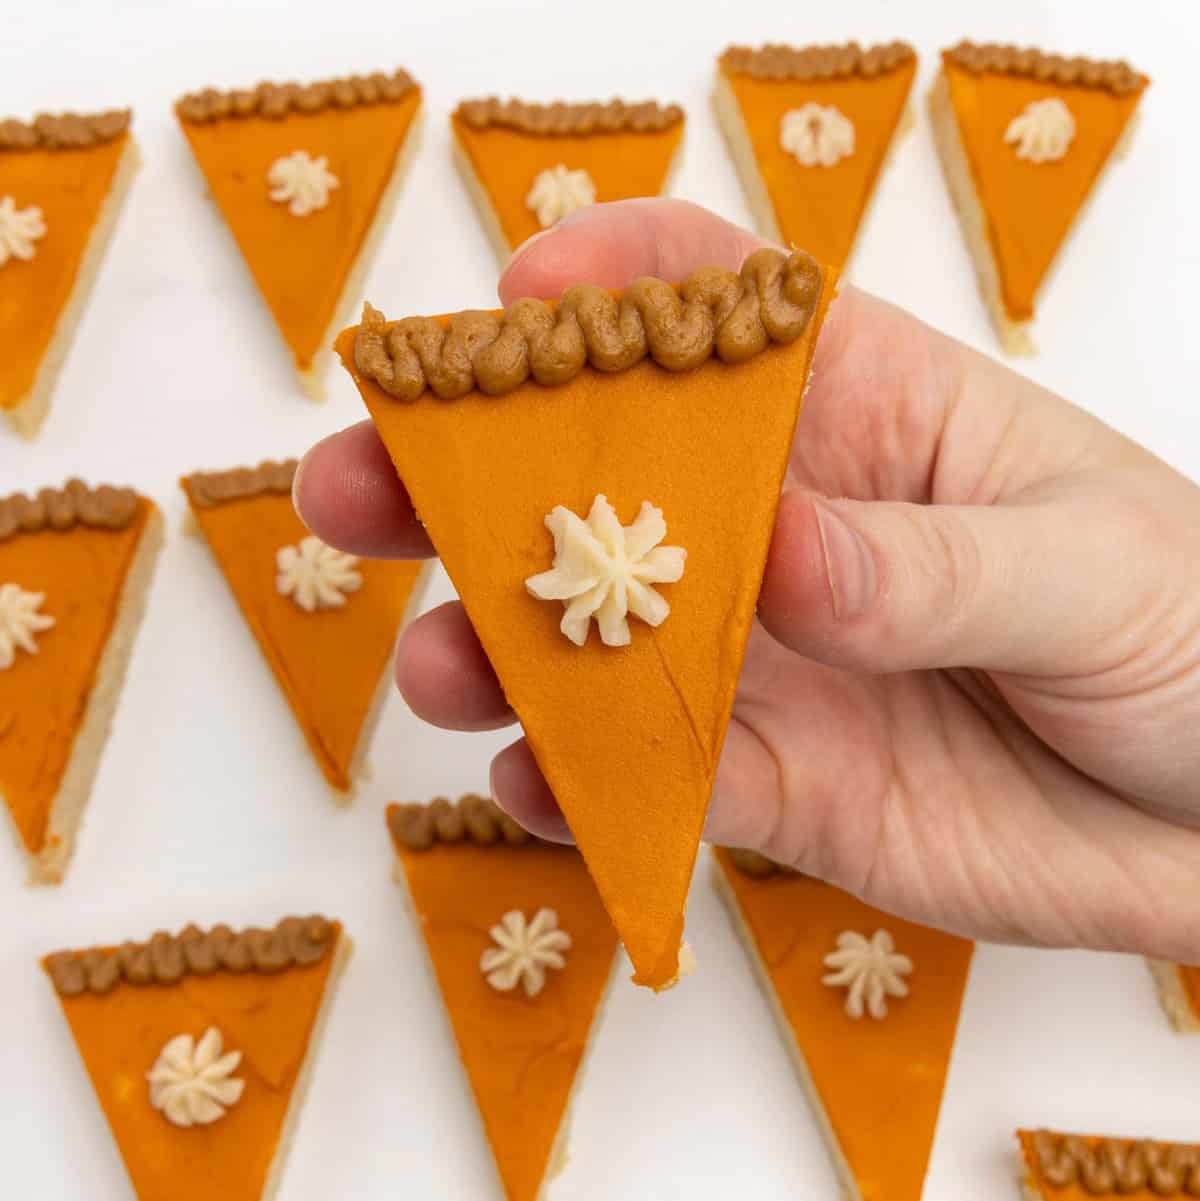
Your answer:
296;199;1200;960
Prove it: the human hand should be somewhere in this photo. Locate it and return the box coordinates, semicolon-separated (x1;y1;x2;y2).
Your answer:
297;199;1200;960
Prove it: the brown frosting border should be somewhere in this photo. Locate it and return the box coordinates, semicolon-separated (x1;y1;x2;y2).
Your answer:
1030;1130;1200;1196
0;480;141;543
182;460;297;508
943;42;1148;96
44;915;338;997
388;796;536;850
455;97;683;134
353;247;824;402
719;41;916;81
0;109;131;152
176;68;417;124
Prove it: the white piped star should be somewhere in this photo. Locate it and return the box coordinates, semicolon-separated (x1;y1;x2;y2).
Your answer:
525;494;686;647
0;583;54;669
276;536;362;612
0;196;47;266
822;929;913;1020
779;103;856;167
525;164;596;228
147;1028;245;1127
1005;98;1076;163
480;908;572;998
267;150;339;216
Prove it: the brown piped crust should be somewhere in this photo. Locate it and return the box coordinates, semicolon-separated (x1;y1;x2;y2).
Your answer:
1029;1130;1200;1195
943;41;1148;96
0;480;139;542
44;915;337;997
354;247;823;401
182;459;298;508
455;96;683;134
387;796;536;850
719;40;915;81
725;848;799;878
175;68;417;124
0;109;131;151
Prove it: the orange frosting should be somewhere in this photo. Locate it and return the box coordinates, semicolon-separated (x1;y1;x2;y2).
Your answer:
181;480;424;791
392;819;616;1201
715;850;974;1201
721;60;916;270
1178;965;1200;1020
451;111;683;251
339;275;832;988
177;91;420;369
942;58;1146;321
45;925;341;1201
0;498;153;853
0;133;129;410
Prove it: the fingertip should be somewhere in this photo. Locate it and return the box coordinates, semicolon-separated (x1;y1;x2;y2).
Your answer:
491;740;574;844
294;422;434;559
394;602;516;732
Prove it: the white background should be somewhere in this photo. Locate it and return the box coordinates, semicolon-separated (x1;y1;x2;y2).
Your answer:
4;1;1200;1198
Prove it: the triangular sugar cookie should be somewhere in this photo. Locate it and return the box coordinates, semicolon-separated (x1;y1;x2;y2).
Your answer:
715;41;917;272
1147;959;1200;1033
0;109;138;436
930;41;1149;353
180;459;427;795
1018;1129;1200;1198
714;848;973;1201
388;798;617;1201
176;69;421;397
452;97;684;261
338;247;834;988
44;915;348;1201
0;480;162;882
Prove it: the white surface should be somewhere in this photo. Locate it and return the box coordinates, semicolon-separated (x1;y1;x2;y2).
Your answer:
4;1;1200;1198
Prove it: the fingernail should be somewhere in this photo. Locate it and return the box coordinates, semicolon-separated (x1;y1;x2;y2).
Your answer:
814;501;877;620
291;451;311;523
504;224;560;272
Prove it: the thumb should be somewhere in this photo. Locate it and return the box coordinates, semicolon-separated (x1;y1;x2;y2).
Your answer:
759;485;1156;677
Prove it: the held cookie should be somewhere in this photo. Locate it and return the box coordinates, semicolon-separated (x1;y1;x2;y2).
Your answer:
338;246;835;990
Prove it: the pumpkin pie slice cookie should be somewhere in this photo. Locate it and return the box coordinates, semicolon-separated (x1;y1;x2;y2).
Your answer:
1018;1129;1200;1199
0;480;162;882
181;460;427;796
44;915;348;1201
1146;960;1200;1033
338;246;835;989
715;41;917;272
714;848;974;1201
388;797;617;1201
452;96;684;261
930;41;1149;354
0;109;138;437
176;69;421;398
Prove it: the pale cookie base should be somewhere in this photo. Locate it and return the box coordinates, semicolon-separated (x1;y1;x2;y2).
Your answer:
11;506;165;884
297;104;425;401
4;138;141;438
713;861;863;1201
393;855;616;1200
338;560;432;801
928;71;1035;356
1147;959;1200;1032
712;72;915;273
452;127;684;268
260;932;352;1201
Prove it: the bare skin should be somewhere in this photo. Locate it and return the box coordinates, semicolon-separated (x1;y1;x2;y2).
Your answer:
297;199;1200;960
